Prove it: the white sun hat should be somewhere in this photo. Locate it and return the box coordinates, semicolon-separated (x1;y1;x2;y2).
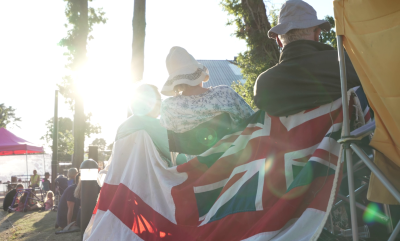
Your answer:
161;46;209;96
268;0;331;39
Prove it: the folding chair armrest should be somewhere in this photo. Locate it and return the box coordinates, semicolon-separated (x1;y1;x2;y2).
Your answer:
338;121;375;143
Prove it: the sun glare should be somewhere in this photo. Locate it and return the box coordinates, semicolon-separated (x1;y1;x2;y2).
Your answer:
71;54;167;137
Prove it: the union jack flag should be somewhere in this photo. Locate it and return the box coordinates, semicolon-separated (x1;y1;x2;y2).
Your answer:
84;88;370;241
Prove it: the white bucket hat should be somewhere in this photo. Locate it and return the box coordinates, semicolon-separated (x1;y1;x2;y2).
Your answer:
268;0;331;39
161;46;209;96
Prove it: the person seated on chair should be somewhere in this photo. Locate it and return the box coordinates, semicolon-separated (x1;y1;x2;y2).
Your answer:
159;47;254;157
56;174;80;229
116;84;186;166
2;184;24;211
42;172;51;192
253;0;361;117
30;170;40;189
16;191;41;212
67;168;78;186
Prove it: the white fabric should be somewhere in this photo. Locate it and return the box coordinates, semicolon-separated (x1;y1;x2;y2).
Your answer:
242;208;325;241
84;210;143;241
100;131;187;224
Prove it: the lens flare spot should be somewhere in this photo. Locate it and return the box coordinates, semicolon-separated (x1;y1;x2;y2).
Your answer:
264;156;274;173
363;203;387;224
130;85;160;116
195;128;218;147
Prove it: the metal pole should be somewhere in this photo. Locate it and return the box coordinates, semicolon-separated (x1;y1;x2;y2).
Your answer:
333;184;368;210
350;144;400;203
43;153;46;176
388;220;400;241
52;90;59;191
336;193;389;224
26;148;28;188
337;35;359;240
384;204;394;233
337;37;350;134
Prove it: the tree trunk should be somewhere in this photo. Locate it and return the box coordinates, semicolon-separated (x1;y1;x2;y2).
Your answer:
72;0;89;169
131;0;146;83
242;0;279;65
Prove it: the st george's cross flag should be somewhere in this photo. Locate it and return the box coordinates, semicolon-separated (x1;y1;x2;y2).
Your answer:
84;88;371;241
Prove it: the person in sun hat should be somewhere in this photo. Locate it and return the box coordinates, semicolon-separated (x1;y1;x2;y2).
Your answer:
253;0;362;116
160;46;253;136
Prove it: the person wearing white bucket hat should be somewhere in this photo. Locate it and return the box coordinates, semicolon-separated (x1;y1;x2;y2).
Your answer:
160;47;253;136
253;0;361;116
161;46;210;97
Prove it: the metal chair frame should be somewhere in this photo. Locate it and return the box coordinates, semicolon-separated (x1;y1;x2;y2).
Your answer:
8;188;45;212
336;35;400;241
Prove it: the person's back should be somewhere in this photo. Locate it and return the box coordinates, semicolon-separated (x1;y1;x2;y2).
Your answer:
254;0;361;116
55;175;68;195
3;189;16;211
3;184;24;211
56;184;79;228
42;172;51;192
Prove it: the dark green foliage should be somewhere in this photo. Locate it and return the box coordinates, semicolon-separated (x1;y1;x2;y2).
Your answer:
319;16;337;50
41;115;101;161
91;138;106;151
42;117;74;162
220;0;280;108
107;142;114;151
0;103;21;128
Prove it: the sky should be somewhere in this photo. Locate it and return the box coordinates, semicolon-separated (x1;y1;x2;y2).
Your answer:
0;0;334;152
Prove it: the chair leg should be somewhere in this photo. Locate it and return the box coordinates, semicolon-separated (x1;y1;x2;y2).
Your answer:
344;147;359;240
336;194;389;224
388;219;400;241
337;34;359;240
350;143;400;203
384;204;394;233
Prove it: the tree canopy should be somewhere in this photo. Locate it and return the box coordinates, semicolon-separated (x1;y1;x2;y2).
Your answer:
0;103;21;129
319;16;337;50
41;115;101;162
220;0;279;108
91;138;106;151
58;0;107;109
58;0;107;167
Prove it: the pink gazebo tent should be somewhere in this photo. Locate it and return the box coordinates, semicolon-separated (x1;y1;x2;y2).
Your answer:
0;128;44;155
0;128;44;183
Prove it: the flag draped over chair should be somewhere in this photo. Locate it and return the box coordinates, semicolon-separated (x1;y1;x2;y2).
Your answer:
84;88;370;241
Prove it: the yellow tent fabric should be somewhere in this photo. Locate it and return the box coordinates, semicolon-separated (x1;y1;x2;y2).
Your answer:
334;0;400;204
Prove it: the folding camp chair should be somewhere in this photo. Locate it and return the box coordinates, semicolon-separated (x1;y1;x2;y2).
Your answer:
336;35;400;241
7;188;45;213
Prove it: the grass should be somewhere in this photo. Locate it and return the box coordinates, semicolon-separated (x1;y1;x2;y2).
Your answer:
0;209;81;241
